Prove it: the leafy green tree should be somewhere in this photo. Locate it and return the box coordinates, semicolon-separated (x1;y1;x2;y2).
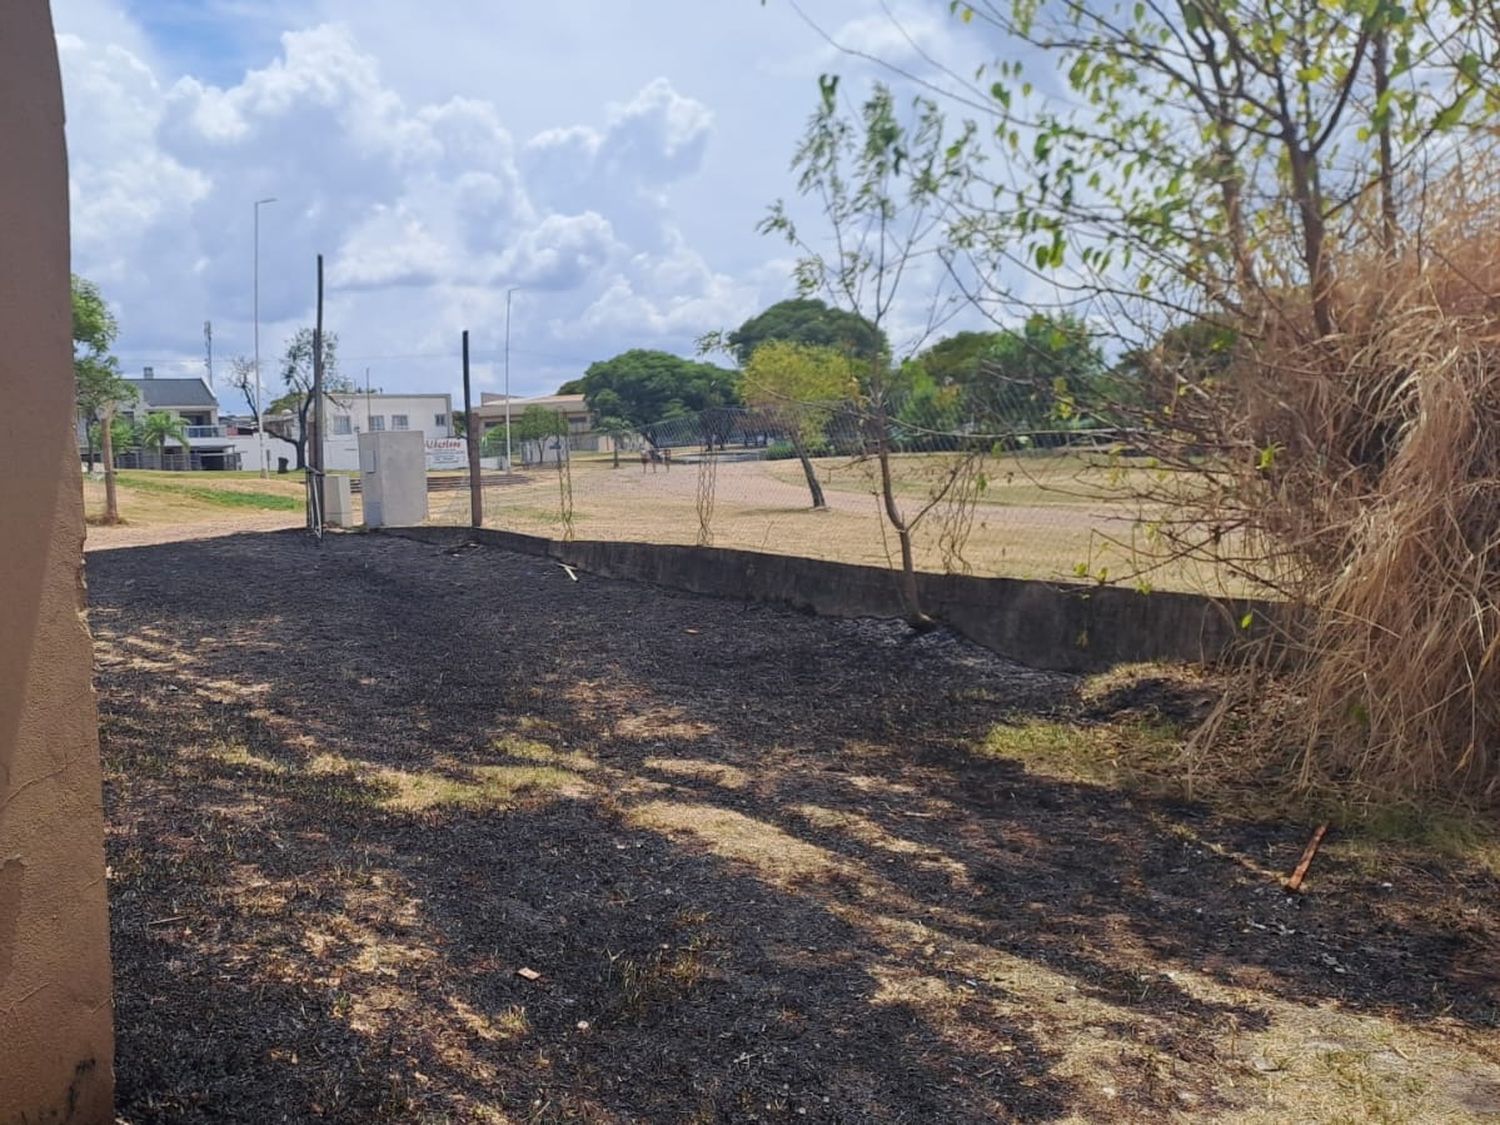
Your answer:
486;405;569;465
741;341;859;508
728;298;888;367
907;316;1108;432
893;365;965;443
88;415;138;460
72;274;134;522
575;349;739;434
269;328;354;470
944;1;1487;338
517;405;569;464
1115;317;1239;414
979;315;1108;431
910;331;1002;387
139;412;190;458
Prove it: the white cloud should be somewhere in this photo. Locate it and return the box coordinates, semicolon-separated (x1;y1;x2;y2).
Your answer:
499;212;622;290
825;10;948;65
56;0;1002;397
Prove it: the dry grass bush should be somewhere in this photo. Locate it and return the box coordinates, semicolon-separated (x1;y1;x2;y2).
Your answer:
1127;160;1500;809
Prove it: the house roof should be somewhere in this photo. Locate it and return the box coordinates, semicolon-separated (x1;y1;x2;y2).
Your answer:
476;393;588;415
126;377;218;409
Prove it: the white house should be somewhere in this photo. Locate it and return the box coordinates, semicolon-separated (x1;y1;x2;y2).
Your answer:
173;389;457;475
92;374;243;471
322;392;455;470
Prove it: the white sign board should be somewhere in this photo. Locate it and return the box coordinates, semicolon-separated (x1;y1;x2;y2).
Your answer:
425;437;467;469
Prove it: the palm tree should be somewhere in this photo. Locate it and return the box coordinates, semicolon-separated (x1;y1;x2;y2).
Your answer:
595;416;635;468
140;412;190;465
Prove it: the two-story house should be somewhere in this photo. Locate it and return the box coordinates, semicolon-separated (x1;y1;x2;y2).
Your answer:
82;373;242;471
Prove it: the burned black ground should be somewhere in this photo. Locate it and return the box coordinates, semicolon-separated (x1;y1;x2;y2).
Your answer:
91;531;1500;1122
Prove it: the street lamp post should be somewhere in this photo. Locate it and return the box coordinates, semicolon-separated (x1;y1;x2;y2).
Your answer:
504;286;522;474
253;196;277;477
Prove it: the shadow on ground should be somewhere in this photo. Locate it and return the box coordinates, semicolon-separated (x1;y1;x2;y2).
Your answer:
89;531;1500;1123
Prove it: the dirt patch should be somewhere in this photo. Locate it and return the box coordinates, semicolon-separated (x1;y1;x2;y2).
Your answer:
91;531;1500;1122
85;510;305;551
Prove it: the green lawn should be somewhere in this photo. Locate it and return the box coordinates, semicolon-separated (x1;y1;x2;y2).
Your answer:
116;473;302;511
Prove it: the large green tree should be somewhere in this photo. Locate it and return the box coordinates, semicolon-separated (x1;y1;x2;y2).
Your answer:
575;349;739;434
911;331;1003;387
909;314;1109;433
1114;317;1239;415
727;298;888;367
72;274;134;523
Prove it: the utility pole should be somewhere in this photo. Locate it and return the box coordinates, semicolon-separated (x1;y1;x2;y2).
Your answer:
463;329;482;527
309;253;325;532
504;285;522;475
253;196;277;477
203;320;213;388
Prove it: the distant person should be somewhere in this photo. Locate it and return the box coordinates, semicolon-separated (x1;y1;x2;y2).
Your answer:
662;447;672;471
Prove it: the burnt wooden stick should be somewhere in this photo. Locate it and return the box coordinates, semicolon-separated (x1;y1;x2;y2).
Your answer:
1285;822;1330;892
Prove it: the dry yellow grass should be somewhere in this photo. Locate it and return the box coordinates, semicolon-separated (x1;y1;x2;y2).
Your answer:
453;451;1240;594
80;469;353;549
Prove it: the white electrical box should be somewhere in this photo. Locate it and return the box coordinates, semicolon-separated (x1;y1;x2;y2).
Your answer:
358;430;427;527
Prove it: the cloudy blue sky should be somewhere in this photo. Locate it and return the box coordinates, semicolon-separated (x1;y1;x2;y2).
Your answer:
54;0;1000;410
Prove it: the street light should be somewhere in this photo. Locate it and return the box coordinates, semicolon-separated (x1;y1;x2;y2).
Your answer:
253;196;277;477
504;286;523;474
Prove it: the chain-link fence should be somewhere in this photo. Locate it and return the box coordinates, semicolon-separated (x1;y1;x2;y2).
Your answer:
420;384;1244;596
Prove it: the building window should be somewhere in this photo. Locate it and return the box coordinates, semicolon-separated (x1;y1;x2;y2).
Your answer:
391;414;410;431
369;415;385;432
434;413;448;429
333;414;353;436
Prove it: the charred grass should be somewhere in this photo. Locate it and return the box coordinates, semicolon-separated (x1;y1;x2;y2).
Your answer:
92;532;1500;1122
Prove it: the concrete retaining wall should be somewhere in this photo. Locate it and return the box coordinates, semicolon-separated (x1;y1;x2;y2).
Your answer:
386;526;1268;672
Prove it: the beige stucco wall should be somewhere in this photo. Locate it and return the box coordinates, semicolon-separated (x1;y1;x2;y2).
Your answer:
0;3;116;1122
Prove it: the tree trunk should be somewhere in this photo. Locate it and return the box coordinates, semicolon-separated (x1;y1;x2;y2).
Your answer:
612;441;620;469
792;434;827;509
1215;133;1257;311
1286;135;1333;338
1372;29;1398;259
871;401;930;627
100;405;120;524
